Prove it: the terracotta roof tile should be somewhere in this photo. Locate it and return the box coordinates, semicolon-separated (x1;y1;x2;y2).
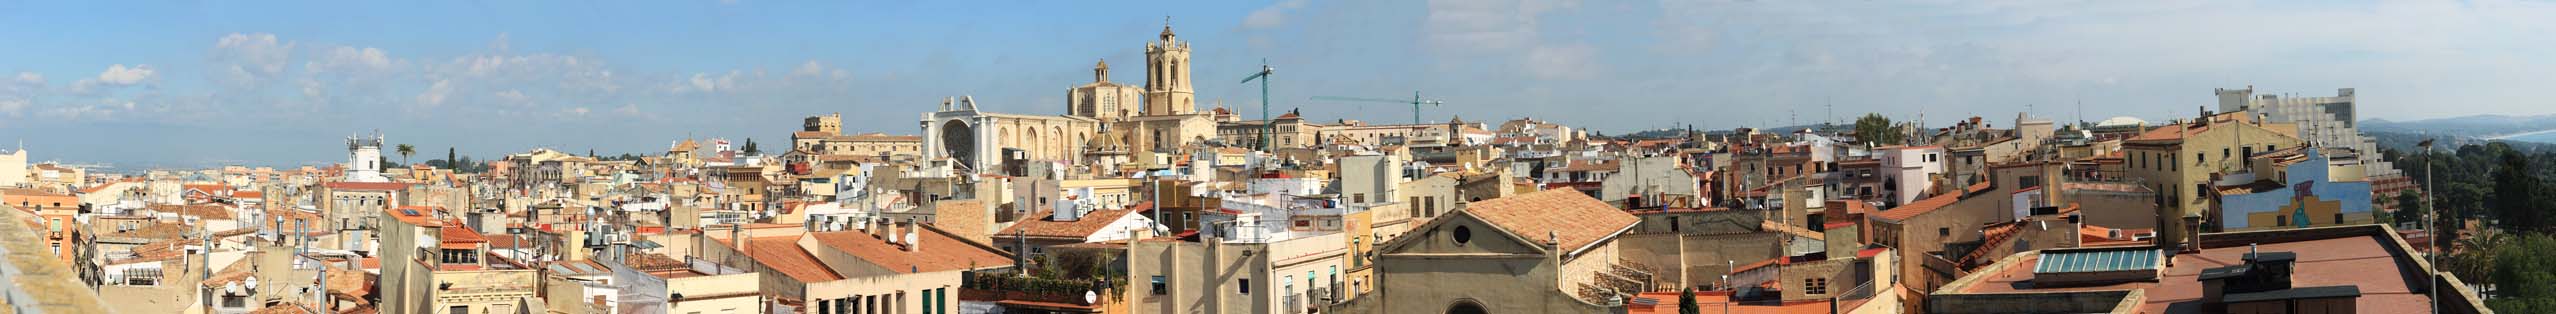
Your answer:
809;225;1014;274
1461;188;1639;254
997;203;1149;239
722;235;843;282
324;182;411;191
1871;182;1987;222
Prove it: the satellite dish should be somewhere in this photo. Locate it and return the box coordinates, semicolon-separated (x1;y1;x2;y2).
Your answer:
1084;290;1098;304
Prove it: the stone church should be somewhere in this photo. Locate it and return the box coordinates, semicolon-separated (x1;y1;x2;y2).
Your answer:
923;22;1218;176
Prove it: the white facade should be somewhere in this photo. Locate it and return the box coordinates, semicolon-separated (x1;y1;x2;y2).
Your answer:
2217;87;2397;177
1879;146;1946;206
345;133;390;183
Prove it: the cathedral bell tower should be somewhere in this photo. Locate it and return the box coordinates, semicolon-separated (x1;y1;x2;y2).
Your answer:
1143;19;1195;116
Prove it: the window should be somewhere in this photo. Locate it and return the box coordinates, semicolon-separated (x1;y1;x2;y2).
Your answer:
1453;226;1473;245
1939;227;1950;237
1240;278;1251;294
1152;276;1168;295
1805;278;1829;295
1668;217;1681;232
449;306;468;314
1352;193;1365;203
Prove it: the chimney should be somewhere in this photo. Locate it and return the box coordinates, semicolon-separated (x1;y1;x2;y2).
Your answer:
884;219;901;245
904;220;921;252
730;224;747;258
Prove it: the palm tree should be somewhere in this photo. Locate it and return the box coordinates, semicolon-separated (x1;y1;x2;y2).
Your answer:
395;144;416;167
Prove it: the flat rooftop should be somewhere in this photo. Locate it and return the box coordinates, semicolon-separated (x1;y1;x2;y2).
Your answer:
1953;232;2429;313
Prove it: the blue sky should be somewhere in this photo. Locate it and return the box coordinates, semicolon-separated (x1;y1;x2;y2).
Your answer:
6;0;2556;169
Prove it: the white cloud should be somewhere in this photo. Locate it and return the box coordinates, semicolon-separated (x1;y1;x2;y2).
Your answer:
0;99;24;117
309;46;398;75
417;79;453;106
15;72;43;85
95;64;155;85
1524;43;1598;80
1244;0;1309;29
211;33;293;83
793;61;826;77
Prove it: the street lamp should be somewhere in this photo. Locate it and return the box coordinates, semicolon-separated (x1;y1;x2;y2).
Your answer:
2419;138;2435;314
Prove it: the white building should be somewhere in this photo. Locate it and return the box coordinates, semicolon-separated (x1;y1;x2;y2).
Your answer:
2216;87;2397;177
344;132;391;183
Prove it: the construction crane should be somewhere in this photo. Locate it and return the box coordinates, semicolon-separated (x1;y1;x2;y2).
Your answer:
1239;60;1275;151
1312;91;1445;125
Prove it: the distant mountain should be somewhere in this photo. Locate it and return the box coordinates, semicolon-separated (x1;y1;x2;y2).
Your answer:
2361;114;2556;138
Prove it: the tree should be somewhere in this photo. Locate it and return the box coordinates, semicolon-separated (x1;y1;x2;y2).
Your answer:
1677;287;1700;314
1853;113;1902;146
446;147;458;171
395;144;416;166
2491;233;2556;312
743;138;761;155
2381;189;2422;228
2493;150;2548;233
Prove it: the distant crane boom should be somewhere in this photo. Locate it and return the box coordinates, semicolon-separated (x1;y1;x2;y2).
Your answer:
1311;91;1444;125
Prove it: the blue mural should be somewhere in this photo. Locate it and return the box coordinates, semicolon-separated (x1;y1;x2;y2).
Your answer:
2218;148;2374;229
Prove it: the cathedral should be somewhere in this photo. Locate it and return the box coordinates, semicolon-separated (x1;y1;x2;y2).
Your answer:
1075;22;1217;155
924;21;1220;177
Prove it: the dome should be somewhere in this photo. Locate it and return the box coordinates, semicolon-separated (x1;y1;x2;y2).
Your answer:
2095;116;2148;128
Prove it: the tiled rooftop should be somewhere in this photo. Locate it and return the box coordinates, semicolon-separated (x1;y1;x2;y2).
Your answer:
1462;188;1639;254
1951;231;2432;314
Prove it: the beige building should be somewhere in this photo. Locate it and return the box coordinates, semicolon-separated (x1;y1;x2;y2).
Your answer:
378;206;541;314
1067;59;1145;122
2120;112;2302;243
1126;230;1354;314
795;113;927;159
920;96;1103;175
697;221;1014;314
0;148;24;188
1343;189;1645;314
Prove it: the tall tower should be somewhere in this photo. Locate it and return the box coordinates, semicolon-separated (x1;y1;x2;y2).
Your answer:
345;132;388;182
805;113;843;134
1144;20;1195;116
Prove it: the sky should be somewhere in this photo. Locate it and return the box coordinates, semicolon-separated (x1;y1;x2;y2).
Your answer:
5;0;2556;170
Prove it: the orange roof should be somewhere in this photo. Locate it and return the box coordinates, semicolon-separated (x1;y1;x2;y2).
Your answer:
722;235;843;282
384;206;443;227
809;225;1014;274
1870;182;1987;222
232;190;264;199
1462;189;1640;254
439;219;488;246
998;204;1148;239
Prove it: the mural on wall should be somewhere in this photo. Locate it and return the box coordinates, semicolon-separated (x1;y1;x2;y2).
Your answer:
2219;148;2373;231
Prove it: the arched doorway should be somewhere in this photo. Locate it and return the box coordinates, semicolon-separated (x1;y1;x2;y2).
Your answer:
1446;299;1488;314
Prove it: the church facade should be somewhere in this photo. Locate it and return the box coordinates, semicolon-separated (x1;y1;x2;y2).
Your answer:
924;22;1221;177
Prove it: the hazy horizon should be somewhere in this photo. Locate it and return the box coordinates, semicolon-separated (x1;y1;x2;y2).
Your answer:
9;1;2556;169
